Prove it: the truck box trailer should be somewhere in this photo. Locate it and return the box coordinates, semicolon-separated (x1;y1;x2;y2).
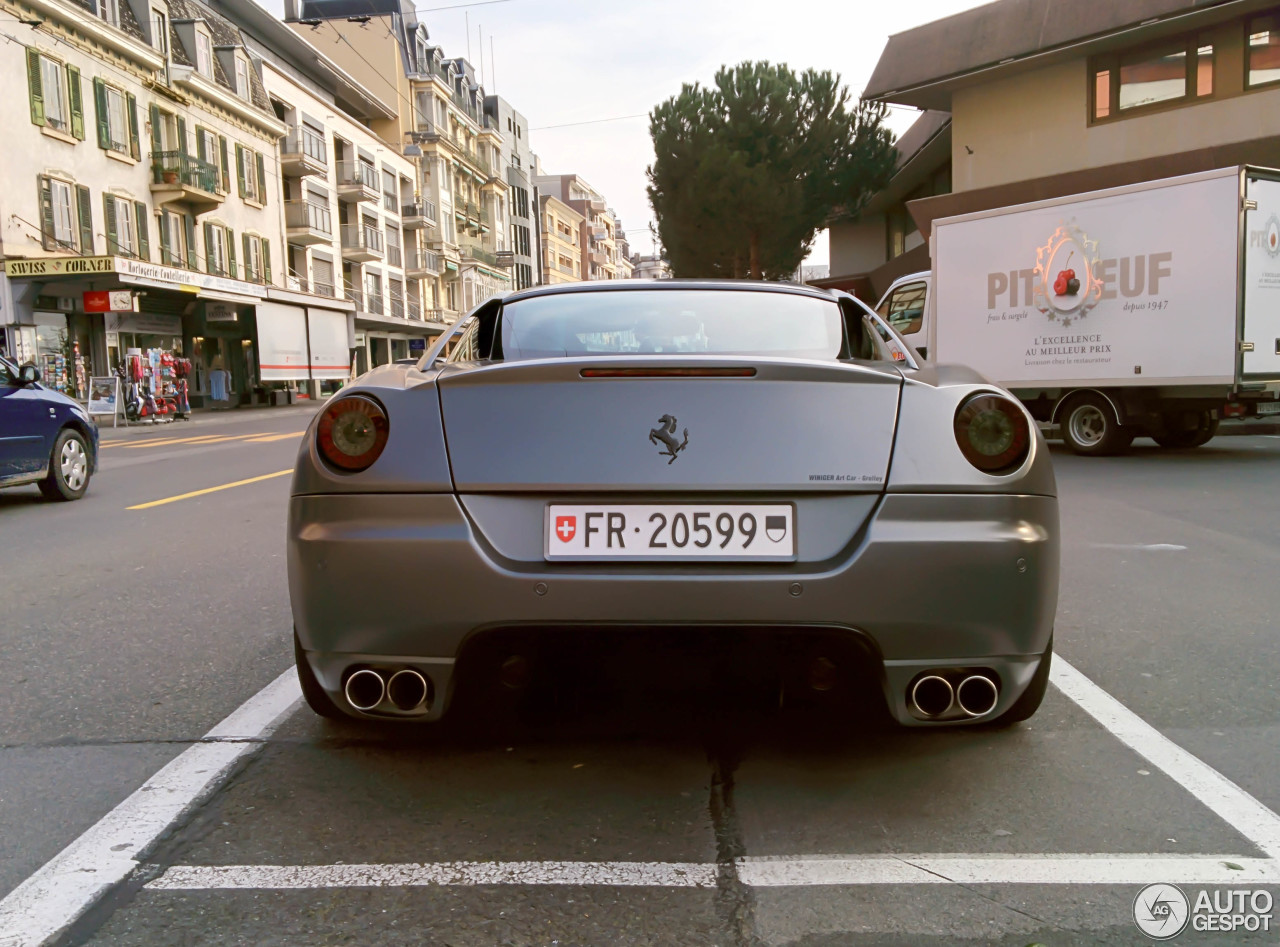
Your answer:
875;166;1280;454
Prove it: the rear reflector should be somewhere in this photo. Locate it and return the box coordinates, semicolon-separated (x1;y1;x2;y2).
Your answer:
579;367;757;378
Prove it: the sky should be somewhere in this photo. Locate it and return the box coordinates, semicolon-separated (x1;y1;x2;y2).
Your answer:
254;0;993;264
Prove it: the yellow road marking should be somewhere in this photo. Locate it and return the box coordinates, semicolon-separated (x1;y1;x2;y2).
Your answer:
127;469;293;510
243;432;305;443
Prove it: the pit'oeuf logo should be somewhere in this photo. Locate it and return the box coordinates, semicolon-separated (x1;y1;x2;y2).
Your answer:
1032;224;1104;327
1251;213;1280;259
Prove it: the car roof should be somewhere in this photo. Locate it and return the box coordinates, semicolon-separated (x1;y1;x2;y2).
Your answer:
503;279;838;304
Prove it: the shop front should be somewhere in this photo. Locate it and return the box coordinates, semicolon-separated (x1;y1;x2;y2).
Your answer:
2;255;355;414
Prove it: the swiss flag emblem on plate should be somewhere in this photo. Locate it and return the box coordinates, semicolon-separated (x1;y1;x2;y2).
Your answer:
554;515;577;543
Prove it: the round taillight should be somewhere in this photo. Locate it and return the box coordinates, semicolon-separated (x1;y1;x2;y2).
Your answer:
953;394;1030;474
316;395;389;472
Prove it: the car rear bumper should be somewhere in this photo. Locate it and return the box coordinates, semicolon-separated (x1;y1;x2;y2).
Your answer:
289;491;1058;724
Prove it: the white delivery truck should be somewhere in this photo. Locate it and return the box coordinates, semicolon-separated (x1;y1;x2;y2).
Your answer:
875;166;1280;454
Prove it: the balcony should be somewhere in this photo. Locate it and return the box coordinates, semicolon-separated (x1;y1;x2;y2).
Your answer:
341;222;384;262
401;200;437;229
460;242;512;268
555;262;578;276
591;250;609;265
281;125;327;177
386;243;403;268
286;271;308;293
406;249;441;278
424;308;448;325
345;287;363;311
150;151;223;213
389;292;405;319
284;200;332;246
336;160;380;203
590;225;608;241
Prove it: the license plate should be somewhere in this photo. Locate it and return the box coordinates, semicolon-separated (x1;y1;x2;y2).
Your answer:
1258;401;1280;415
546;504;795;560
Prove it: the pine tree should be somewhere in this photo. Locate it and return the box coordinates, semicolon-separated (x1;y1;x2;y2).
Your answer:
648;61;896;279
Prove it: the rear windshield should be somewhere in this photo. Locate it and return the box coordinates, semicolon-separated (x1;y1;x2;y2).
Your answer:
499;289;843;361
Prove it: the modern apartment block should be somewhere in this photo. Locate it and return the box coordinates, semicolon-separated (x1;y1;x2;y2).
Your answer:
287;0;516;322
538;194;583;284
532;172;619;280
612;214;633;279
0;0;353;405
222;0;428;373
826;0;1280;301
485;95;538;290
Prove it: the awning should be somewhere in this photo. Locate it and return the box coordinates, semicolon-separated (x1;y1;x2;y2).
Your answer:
307;308;352;380
255;302;310;381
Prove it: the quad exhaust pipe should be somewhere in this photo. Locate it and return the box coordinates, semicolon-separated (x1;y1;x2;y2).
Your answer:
344;669;386;711
909;672;999;719
956;674;999;717
344;667;431;713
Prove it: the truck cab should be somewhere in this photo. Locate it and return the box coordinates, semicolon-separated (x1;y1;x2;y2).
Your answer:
874;274;931;361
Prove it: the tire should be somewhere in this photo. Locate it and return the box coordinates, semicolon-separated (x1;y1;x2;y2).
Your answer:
992;636;1052;726
1153;410;1218;449
1060;393;1132;456
294;629;344;719
38;429;91;501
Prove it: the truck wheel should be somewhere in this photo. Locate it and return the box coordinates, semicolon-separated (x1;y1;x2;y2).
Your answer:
1060;394;1132;456
38;429;91;501
1154;411;1218;449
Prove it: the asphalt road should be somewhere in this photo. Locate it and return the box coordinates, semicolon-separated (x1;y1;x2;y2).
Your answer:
0;415;1278;946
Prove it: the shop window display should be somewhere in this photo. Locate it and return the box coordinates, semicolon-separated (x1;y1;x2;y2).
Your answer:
117;346;191;423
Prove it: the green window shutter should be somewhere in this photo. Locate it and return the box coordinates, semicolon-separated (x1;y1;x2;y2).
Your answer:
226;227;236;278
75;184;93;253
242;232;251;279
66;65;84;140
102;193;118;254
37;176;54;249
203;221;214;273
149;103;161;155
93;78;109;149
26;49;44;126
219;135;229;192
158;211;170;263
255;152;266;201
183;214;196;269
235;144;246;198
176;116;187;155
262;239;271;285
135;202;149;261
196;128;207;162
126;93;140;160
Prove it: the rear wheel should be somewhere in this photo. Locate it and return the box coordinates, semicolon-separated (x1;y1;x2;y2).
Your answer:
294;629;343;719
1060;394;1132;456
991;636;1052;726
38;429;91;501
1153;410;1218;449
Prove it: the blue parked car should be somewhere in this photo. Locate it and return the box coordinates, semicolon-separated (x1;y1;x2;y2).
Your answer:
0;355;98;501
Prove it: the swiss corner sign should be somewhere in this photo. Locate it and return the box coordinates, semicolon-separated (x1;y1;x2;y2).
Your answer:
934;173;1241;387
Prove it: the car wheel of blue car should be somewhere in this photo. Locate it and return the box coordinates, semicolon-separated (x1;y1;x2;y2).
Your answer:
39;429;91;502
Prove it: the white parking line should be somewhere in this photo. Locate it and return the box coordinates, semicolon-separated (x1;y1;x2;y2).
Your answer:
143;856;1278;891
737;854;1280;887
1052;657;1280;859
0;670;300;947
1087;543;1188;551
148;861;721;890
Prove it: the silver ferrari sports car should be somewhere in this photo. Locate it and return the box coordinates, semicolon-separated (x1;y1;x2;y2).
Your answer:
288;281;1058;727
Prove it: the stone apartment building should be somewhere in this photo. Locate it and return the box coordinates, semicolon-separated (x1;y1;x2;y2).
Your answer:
533;171;619;280
0;0;356;404
827;0;1280;303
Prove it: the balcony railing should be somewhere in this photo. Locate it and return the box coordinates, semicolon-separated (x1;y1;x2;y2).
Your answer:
389;292;405;319
337;159;378;189
345;287;363;310
341;222;385;255
366;291;384;315
286;271;308;293
407;300;422;320
282;125;326;166
284;200;332;235
314;280;336;298
407;250;441;275
425;308;447;323
460;242;512;267
402;199;437;223
150;150;220;195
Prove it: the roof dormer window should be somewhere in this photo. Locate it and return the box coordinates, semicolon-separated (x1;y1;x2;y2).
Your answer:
234;55;249;99
195;29;212;78
98;0;119;27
